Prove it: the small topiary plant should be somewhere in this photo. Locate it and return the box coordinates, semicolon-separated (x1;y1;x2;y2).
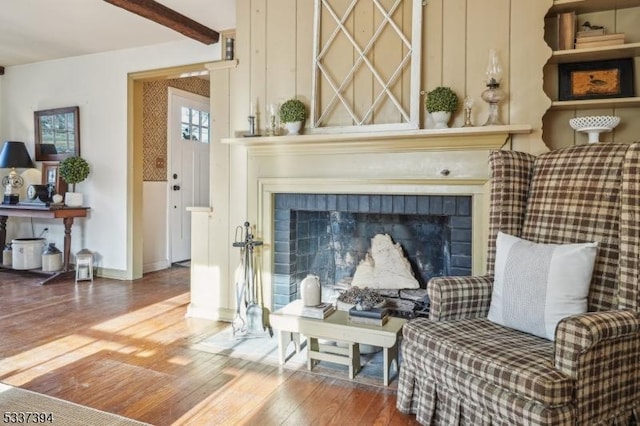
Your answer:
425;86;459;113
59;156;90;192
279;99;306;123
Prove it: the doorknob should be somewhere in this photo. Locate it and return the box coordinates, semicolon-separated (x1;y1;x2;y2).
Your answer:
173;185;181;191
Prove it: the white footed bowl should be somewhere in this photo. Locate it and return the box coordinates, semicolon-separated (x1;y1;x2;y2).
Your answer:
569;115;620;143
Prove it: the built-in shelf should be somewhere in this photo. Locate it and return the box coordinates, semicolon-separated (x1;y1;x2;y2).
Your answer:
549;42;640;64
550;96;640;110
222;125;532;155
549;0;640;15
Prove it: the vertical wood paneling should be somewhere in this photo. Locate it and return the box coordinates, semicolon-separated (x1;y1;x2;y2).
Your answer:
233;0;252;134
251;0;268;131
510;0;551;153
296;0;315;107
266;0;297;132
423;0;443;127
439;0;466;128
619;6;640;41
354;0;373;124
374;0;403;124
466;0;510;128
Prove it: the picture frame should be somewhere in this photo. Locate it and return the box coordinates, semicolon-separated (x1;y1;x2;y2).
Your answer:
558;58;635;101
41;161;67;195
34;106;80;161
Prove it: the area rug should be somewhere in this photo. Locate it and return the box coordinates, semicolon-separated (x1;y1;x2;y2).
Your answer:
192;325;401;389
0;383;149;426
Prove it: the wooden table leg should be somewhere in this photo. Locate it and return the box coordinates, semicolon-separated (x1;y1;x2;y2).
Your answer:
0;215;7;249
63;217;74;272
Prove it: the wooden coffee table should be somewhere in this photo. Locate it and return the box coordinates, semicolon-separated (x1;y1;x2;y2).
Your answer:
269;308;406;386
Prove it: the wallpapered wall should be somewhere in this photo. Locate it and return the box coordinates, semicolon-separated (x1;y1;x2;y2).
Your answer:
143;77;210;181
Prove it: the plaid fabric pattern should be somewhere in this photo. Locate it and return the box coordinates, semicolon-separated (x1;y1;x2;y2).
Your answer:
486;150;535;276
521;143;631;312
620;143;640;311
397;143;640;425
428;275;493;321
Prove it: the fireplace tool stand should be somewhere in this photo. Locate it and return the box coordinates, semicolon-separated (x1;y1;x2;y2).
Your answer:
232;222;271;338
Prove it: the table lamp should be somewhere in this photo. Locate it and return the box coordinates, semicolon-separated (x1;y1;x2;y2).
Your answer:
0;141;35;204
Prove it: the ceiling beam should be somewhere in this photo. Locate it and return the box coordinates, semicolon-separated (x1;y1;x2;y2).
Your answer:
103;0;219;45
0;66;4;75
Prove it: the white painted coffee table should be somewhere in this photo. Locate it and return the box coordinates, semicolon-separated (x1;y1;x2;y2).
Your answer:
269;309;406;386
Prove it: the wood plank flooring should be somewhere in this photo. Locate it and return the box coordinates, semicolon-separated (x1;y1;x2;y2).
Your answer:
0;268;419;425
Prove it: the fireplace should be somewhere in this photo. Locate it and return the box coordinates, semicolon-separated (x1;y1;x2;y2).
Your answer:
272;193;472;310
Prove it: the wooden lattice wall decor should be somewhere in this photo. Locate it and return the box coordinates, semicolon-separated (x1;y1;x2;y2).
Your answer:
311;0;422;132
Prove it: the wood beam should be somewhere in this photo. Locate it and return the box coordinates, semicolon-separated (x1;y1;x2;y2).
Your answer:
103;0;219;44
0;66;4;75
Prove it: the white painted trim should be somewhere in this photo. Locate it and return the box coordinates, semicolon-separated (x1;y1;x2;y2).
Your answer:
143;259;171;274
186;304;235;322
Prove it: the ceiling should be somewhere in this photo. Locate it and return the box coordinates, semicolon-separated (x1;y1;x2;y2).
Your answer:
0;0;236;68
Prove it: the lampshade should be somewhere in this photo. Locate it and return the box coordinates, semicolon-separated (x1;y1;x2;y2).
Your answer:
0;141;35;169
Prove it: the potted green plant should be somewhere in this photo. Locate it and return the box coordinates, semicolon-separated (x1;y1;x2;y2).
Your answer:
279;99;307;135
59;156;90;207
425;86;459;129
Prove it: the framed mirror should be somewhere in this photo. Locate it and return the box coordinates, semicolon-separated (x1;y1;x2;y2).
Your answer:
34;106;80;161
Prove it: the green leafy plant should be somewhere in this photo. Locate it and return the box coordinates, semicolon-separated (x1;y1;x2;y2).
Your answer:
59;156;90;192
279;99;306;123
425;86;459;113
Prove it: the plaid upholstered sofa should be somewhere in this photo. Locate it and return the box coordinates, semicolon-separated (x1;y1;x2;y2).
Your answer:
396;143;640;425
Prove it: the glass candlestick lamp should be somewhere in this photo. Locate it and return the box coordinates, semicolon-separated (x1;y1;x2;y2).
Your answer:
481;49;504;126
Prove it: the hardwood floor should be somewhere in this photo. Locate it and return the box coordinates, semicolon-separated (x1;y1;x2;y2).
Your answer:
0;268;419;425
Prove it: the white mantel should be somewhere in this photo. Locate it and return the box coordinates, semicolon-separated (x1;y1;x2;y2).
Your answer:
188;125;531;321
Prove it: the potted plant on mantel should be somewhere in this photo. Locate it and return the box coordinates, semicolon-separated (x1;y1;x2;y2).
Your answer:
279;98;307;135
425;86;459;129
59;156;90;207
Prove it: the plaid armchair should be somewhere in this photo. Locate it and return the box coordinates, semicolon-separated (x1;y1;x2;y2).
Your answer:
397;143;640;425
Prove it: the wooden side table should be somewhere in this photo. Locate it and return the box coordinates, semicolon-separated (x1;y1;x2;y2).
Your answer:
269;308;406;386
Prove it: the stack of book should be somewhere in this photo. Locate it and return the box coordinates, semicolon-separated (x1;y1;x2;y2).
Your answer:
575;32;625;49
281;299;335;319
348;306;389;326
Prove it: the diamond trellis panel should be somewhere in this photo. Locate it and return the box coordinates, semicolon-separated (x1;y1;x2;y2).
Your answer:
311;0;421;132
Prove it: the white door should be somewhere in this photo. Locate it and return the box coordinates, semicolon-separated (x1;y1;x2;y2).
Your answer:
168;88;210;263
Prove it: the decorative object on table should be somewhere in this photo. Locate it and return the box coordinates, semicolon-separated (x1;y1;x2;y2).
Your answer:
245;100;260;137
42;243;63;272
34;106;80;161
300;274;321;307
225;37;235;60
75;248;94;283
0;141;35;205
11;238;46;270
558;58;634;101
569;115;620;143
425;86;459;129
52;194;64;204
24;184;54;205
348;306;390;326
481;49;505;126
279;99;306;135
58;155;90;207
337;286;385;311
267;103;279;136
2;243;12;266
462;96;474;127
41;161;67;197
280;299;335;319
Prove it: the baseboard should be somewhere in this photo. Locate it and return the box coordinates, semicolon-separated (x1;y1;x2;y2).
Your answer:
143;260;171;274
94;267;132;280
186;304;234;322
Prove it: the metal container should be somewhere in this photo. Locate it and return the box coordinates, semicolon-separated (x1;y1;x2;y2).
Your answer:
12;238;46;270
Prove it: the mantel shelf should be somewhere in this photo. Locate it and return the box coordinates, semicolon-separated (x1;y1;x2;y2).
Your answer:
221;125;532;155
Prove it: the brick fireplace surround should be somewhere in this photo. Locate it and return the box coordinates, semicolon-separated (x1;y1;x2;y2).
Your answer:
187;126;531;322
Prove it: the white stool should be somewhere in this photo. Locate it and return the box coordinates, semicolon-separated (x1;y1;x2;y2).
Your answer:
75;249;94;283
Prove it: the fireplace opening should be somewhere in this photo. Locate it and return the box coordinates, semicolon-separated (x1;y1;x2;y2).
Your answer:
272;194;472;313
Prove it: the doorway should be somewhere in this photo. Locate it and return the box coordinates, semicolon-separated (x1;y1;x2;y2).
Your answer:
167;88;210;263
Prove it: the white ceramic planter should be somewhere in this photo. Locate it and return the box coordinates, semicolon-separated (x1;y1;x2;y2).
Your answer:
430;111;452;129
284;121;303;135
65;192;83;207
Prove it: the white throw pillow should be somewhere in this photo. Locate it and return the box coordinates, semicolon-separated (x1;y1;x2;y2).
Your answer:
487;232;597;340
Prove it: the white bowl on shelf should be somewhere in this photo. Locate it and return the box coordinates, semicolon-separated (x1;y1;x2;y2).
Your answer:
569;115;621;143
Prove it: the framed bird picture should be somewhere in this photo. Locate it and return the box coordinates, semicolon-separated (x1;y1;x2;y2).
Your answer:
558;58;634;101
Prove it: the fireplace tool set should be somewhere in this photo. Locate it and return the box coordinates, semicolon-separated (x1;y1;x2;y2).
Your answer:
232;222;271;337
